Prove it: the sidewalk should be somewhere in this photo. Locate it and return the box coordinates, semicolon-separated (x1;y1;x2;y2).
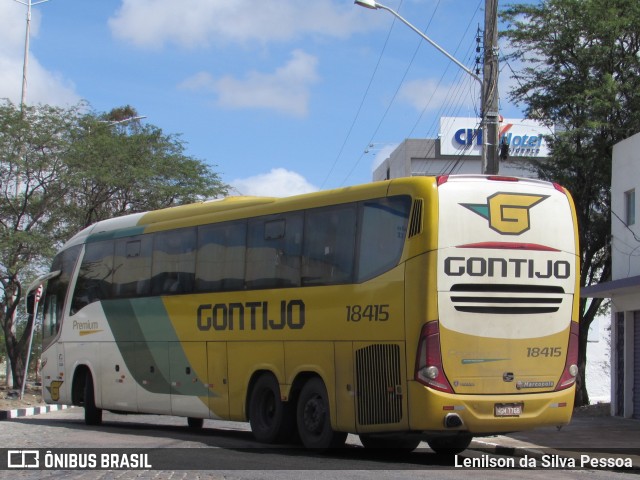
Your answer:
473;414;640;469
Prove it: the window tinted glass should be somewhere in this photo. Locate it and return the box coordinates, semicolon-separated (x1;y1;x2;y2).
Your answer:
71;240;114;314
42;245;82;350
112;235;152;297
246;213;303;289
196;221;246;292
302;205;356;285
357;196;411;282
152;228;197;295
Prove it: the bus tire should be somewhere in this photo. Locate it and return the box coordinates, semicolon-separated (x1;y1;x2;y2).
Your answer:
427;434;472;455
249;373;295;444
187;417;204;430
83;371;102;426
359;434;421;452
296;377;346;450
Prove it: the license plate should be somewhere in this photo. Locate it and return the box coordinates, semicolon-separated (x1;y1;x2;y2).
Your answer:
494;403;523;417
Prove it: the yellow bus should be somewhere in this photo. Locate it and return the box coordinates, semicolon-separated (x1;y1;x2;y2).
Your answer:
28;175;579;453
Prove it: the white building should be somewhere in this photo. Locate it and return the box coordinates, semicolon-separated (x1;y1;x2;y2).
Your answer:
582;131;640;418
373;117;552;180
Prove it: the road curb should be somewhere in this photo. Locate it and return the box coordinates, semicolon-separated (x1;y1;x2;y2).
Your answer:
471;438;546;459
0;404;71;421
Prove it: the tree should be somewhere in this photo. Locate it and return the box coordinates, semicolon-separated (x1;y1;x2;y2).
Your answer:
501;0;640;406
65;106;227;230
0;101;229;390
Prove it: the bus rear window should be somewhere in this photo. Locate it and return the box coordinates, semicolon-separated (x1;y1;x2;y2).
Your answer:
357;196;411;282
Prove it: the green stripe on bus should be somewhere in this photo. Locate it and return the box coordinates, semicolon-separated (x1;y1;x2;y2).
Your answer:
87;226;146;243
101;298;209;397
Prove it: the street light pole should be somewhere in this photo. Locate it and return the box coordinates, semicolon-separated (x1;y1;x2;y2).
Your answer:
7;0;50;390
354;0;499;174
13;0;51;109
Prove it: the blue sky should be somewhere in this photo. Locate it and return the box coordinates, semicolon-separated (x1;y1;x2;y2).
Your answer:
1;0;525;197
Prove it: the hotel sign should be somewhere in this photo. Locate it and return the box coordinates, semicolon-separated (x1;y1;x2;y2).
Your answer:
440;117;552;158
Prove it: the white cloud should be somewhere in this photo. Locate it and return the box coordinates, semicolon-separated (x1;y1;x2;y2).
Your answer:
231;168;318;197
180;50;319;117
0;2;79;106
109;0;374;49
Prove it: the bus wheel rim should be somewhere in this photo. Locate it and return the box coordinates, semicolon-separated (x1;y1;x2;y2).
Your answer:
303;395;325;434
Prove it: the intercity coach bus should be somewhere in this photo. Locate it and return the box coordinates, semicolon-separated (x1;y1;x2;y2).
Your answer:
27;175;579;453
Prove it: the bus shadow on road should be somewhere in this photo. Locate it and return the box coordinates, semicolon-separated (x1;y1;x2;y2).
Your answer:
13;415;462;469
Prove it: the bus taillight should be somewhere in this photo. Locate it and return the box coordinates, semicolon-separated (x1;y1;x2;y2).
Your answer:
555;322;579;390
436;175;449;186
415;321;453;393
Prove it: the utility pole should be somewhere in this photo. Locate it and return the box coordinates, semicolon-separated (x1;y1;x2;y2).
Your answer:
481;0;500;175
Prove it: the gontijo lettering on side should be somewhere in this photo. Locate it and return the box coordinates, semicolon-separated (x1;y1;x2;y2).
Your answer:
197;299;305;331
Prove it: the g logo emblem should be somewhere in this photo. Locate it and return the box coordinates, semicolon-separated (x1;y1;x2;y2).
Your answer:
462;193;548;235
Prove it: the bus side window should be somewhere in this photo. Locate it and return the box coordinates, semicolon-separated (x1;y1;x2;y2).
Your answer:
356;196;411;282
112;236;152;298
246;213;303;289
151;228;196;295
196;221;247;292
70;240;114;314
302;205;356;286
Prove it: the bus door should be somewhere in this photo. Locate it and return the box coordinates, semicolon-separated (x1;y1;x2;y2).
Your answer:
37;245;83;405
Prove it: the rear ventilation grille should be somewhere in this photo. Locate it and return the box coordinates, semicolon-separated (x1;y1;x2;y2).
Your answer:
449;284;565;315
408;199;423;238
355;344;402;425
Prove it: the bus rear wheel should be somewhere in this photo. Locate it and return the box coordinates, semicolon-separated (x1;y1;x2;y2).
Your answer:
249;373;295;444
427;434;472;455
296;377;346;450
83;370;102;426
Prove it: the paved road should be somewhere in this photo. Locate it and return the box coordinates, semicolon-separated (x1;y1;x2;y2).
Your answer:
0;408;634;479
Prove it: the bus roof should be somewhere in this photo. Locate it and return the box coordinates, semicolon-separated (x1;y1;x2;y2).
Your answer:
62;179;422;249
61;175;562;249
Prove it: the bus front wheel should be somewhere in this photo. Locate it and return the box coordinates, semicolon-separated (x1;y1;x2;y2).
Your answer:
249;373;295;444
83;370;102;426
296;377;347;450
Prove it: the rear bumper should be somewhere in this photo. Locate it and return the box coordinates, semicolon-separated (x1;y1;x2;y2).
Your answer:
407;380;575;433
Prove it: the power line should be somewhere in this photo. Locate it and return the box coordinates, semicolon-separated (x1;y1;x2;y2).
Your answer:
320;1;405;190
340;1;450;186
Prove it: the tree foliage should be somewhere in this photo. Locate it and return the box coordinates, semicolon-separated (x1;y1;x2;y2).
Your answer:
0;100;228;389
501;0;640;405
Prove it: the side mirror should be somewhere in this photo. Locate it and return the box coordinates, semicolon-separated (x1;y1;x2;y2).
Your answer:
24;270;60;316
26;290;37;316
